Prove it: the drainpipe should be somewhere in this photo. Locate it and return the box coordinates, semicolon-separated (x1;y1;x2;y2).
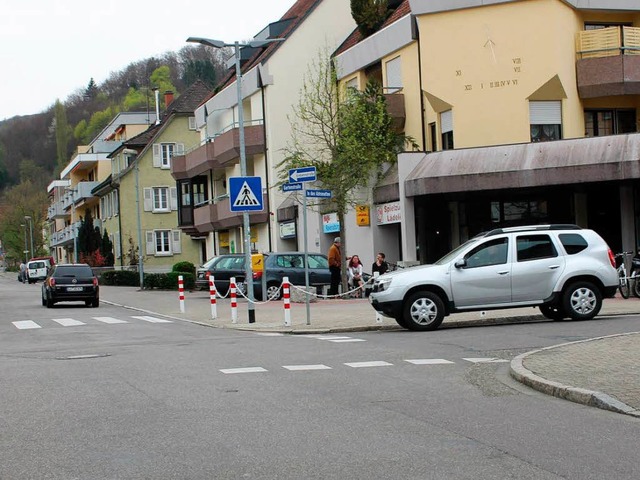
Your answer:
261;85;273;252
153;88;160;125
414;15;427;151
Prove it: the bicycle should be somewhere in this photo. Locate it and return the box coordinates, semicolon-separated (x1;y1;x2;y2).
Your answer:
615;252;634;299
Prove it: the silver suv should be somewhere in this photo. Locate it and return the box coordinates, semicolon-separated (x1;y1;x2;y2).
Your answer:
369;225;618;331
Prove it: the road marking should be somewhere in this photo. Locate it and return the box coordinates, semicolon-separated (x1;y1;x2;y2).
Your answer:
283;364;332;371
405;359;455;365
220;367;268;374
463;357;509;364
328;339;366;343
344;361;393;368
254;332;284;336
52;318;86;327
93;317;128;324
12;321;41;330
131;316;172;323
314;336;352;340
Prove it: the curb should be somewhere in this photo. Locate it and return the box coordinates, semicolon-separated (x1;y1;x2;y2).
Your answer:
510;333;640;418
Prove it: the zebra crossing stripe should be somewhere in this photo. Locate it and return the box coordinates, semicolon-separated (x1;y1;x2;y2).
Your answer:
52;318;86;327
283;364;332;371
344;361;393;368
328;339;366;343
12;321;41;330
220;367;268;374
131;315;172;323
405;359;455;365
463;358;509;364
93;317;128;324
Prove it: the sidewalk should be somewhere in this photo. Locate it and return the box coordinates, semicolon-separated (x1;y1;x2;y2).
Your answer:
97;285;639;418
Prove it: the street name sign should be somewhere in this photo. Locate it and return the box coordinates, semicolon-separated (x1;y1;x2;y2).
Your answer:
282;182;303;192
306;189;332;199
288;166;316;184
229;176;264;212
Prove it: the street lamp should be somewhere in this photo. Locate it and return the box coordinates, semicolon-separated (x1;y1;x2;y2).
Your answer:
24;215;34;260
20;224;28;263
187;36;283;324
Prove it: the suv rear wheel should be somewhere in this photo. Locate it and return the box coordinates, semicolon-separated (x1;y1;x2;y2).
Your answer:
562;281;602;320
402;291;445;331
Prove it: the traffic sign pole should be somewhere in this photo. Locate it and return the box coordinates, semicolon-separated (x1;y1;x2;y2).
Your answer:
302;182;311;326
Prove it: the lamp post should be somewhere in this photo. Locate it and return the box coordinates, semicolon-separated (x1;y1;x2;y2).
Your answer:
21;224;28;263
187;36;283;324
24;215;34;260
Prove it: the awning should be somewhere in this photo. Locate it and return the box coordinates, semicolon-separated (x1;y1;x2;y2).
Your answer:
404;133;640;197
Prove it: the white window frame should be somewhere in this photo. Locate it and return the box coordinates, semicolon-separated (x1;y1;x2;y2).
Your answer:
155;230;172;255
161;143;175;169
153;187;170;212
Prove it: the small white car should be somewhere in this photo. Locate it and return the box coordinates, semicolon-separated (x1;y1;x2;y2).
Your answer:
369;225;619;331
26;260;49;284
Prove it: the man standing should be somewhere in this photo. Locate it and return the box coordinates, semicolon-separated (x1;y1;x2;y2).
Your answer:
327;237;341;297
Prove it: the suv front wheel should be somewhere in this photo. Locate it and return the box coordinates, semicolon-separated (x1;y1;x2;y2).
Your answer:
562;281;602;320
402;291;445;331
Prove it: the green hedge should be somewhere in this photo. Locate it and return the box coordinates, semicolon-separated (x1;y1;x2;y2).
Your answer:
172;261;196;276
100;270;140;286
99;270;194;290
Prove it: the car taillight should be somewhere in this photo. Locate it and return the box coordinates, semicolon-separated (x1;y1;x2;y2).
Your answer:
205;271;210;279
49;278;56;287
253;271;263;280
608;249;616;268
93;277;99;286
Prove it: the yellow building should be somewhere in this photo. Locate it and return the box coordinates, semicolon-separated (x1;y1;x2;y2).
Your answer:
337;0;640;264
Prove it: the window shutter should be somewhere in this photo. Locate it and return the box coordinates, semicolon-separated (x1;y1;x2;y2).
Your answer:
529;101;561;125
114;190;119;215
146;231;155;255
171;230;182;254
143;188;153;212
170;187;178;211
113;232;121;259
188;117;196;130
441;110;453;133
152;144;161;167
385;56;402;92
176;143;185;155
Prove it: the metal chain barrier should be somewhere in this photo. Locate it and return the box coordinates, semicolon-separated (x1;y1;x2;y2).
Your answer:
234;280;284;305
289;276;374;299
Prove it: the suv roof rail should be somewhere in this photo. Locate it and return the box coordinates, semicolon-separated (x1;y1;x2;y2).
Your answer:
483;224;582;237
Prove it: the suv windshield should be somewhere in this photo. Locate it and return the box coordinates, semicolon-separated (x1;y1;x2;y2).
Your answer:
54;266;93;277
434;238;480;265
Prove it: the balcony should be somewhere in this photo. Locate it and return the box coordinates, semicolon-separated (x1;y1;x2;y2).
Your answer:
47;201;68;220
214;122;265;167
50;221;80;248
73;181;99;204
193;193;270;233
172;142;219;180
576;26;640;98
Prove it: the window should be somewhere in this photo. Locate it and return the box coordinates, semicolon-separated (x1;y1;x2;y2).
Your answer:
161;143;175;168
585;109;636;137
530;101;562;142
309;255;328;269
153;187;169;212
385;56;402;94
429;123;437;152
464;238;508;268
193;178;207;206
491;200;548;224
155;230;171;255
559;234;588;255
517;235;557;262
441;110;454;150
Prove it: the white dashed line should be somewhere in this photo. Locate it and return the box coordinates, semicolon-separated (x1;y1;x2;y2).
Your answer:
344;361;393;368
314;336;353;340
131;316;172;323
283;364;332;371
327;338;366;343
12;321;41;330
220;367;268;374
93;317;128;324
51;318;86;327
405;359;455;365
463;357;509;364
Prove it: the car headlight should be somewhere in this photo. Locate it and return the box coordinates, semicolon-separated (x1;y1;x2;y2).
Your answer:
376;277;392;292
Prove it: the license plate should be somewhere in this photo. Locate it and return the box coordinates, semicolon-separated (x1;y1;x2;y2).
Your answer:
67;287;83;292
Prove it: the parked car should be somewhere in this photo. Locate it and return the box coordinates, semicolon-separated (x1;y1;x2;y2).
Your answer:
369;225;618;331
195;256;219;290
255;252;331;300
206;254;247;296
26;260;48;283
41;263;100;308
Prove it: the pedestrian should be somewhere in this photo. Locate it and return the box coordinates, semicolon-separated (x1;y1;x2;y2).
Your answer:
19;262;27;283
327;237;341;297
372;252;389;276
347;254;364;297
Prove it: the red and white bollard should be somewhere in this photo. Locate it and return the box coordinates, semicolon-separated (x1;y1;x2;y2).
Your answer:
209;276;217;319
178;275;185;313
230;276;238;324
283;276;291;327
373;272;382;323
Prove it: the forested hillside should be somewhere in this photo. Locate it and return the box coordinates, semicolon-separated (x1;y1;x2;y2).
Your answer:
0;43;228;192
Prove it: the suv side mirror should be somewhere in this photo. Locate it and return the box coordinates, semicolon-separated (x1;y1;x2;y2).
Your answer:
454;259;467;269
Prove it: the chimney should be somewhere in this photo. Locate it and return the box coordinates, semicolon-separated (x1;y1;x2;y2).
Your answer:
164;90;174;107
154;88;160;125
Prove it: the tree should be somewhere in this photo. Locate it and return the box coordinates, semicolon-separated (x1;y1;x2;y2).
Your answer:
85;78;99;100
54;100;70;170
182;59;218;89
280;48;416;290
100;229;115;266
351;0;389;37
77;209;101;258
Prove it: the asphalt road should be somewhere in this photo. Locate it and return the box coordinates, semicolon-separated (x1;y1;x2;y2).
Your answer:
1;274;638;479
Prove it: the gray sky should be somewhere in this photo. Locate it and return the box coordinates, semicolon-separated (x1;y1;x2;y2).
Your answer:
0;0;296;120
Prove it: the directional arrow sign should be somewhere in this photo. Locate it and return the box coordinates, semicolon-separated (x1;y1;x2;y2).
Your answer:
282;182;303;192
306;189;332;199
289;166;316;184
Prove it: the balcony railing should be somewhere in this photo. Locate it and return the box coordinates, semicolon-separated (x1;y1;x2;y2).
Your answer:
193;191;269;233
49;221;80;247
383;87;405;131
47;201;68;220
576;26;640;98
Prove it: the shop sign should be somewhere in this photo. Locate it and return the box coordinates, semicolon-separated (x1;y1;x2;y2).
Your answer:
376;201;402;225
356;205;370;226
322;212;340;233
279;221;296;239
219;231;229;247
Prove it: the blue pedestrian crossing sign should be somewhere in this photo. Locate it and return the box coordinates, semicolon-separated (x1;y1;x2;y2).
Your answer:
229;176;263;212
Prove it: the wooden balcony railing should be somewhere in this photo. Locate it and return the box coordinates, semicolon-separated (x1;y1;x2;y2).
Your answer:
576;26;640;59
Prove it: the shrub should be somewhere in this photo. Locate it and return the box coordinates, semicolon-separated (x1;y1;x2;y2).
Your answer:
140;272;195;290
100;270;140;286
172;261;196;276
143;273;160;290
